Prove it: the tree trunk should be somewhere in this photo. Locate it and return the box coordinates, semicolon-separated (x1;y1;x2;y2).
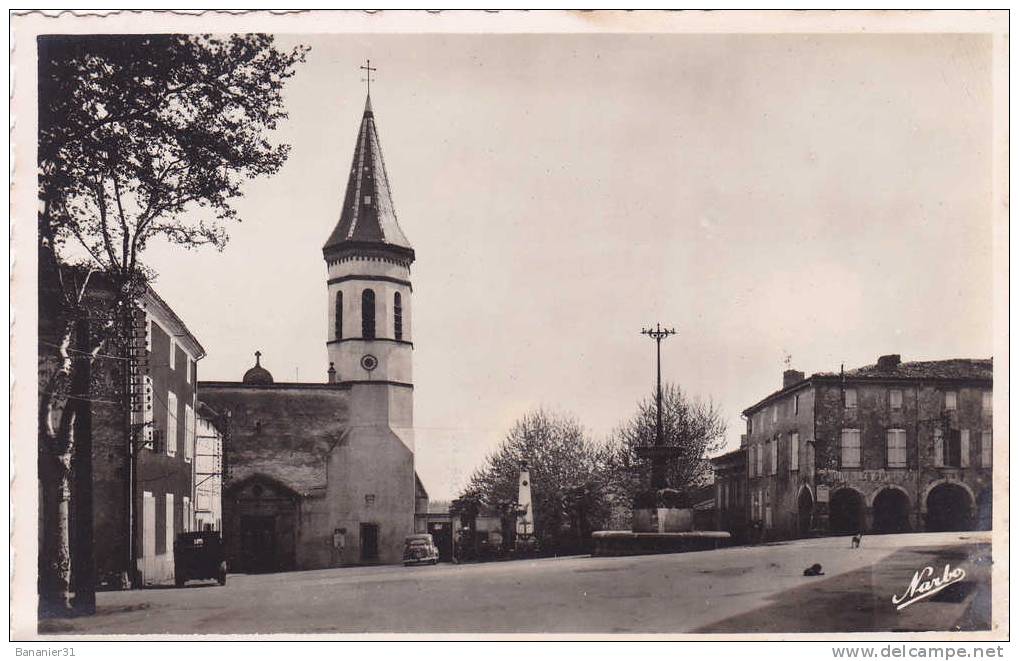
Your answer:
70;318;96;614
38;423;74;618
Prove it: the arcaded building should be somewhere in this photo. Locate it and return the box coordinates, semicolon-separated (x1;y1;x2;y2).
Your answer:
199;92;426;570
743;355;992;541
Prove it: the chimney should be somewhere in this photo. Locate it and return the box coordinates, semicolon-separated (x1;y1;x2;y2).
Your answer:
877;354;901;370
327;362;337;384
783;369;805;388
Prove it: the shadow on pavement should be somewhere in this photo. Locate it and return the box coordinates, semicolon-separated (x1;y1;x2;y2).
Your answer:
697;544;991;634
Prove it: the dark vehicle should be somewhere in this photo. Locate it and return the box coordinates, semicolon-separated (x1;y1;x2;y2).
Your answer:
403;533;440;566
174;531;227;587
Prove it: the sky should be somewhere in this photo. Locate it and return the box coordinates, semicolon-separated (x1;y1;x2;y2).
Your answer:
140;33;994;500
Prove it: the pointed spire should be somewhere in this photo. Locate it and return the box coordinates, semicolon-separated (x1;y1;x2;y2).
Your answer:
323;90;414;263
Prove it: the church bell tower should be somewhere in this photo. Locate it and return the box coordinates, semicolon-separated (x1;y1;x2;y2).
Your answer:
323;93;414;390
321;76;417;565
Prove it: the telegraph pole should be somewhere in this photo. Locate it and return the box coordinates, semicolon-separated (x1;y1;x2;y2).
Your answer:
639;323;677;490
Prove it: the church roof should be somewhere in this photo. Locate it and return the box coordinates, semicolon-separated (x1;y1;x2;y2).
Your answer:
197;384;350;496
323;95;414;262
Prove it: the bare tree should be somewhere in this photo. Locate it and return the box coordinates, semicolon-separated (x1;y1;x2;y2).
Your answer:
37;33;307;616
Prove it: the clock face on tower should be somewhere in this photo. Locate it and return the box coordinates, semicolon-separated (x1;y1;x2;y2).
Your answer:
360;354;378;372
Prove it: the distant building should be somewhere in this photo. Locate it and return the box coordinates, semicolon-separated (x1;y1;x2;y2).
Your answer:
710;444;747;542
743;355;993;541
194;402;224;532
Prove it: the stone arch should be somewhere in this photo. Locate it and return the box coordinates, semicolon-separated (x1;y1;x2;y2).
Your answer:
829;486;866;534
226;473;300;574
866;483;910;508
797;485;814;537
920;478;976;513
924;481;975;532
870;486;912;534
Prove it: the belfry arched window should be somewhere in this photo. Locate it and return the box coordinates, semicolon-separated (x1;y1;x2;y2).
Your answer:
394;292;403;341
335;291;343;340
361;289;376;339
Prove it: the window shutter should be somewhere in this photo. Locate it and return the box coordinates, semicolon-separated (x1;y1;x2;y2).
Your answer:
933;428;944;467
960;430;970;468
790;433;799;471
981;431;992;467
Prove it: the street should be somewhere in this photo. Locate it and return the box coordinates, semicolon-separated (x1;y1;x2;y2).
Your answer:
39;532;991;636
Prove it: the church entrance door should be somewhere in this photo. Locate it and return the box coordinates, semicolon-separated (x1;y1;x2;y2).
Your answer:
240;515;278;573
360;522;379;562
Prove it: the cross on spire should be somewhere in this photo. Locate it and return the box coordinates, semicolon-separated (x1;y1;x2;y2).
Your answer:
255;350;262;366
360;58;377;97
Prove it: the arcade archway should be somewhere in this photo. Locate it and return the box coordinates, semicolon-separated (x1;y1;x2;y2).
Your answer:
797;487;814;537
871;488;911;534
925;482;974;532
829;488;866;534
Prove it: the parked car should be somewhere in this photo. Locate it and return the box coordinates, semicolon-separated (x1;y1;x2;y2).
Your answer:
403;533;440;566
174;531;227;587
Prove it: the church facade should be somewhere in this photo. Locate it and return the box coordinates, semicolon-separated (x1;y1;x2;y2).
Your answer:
198;93;426;570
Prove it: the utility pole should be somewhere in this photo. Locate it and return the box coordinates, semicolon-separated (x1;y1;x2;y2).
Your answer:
639;323;677;490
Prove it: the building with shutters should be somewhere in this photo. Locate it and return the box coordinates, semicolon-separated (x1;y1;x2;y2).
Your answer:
742;355;993;542
38;270;206;588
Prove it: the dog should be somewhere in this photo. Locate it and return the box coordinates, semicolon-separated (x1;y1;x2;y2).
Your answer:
803;563;824;576
851;532;863;548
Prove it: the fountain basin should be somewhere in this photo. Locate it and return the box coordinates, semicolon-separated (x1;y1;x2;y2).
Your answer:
591;530;731;557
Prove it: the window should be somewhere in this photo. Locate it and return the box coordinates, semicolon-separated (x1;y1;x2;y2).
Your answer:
752;490;759;520
335;291;343;340
165;493;175;554
793;394;800;415
770;439;778;475
981;431;992;467
394;292;403;341
748;445;755;477
361;289;376;339
363;195;372;205
840;429;861;468
756;442;764;476
890;389;902;411
764;490;772;528
186;357;193;384
944;391;957;411
182;496;191;533
747;417;753;435
844;388;857;409
886;429;907;468
790;432;799;471
960;429;970;468
184;404;195;462
166;391;178;457
939;428;962;468
772;406;778;423
982;391;992;415
169;339;176;370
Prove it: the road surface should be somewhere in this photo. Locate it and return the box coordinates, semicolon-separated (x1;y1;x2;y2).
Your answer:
37;531;992;636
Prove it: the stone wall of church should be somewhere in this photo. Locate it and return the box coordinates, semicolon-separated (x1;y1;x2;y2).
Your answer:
327;382;416;565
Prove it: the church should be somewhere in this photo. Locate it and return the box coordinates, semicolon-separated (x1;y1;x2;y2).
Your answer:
198;90;427;571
